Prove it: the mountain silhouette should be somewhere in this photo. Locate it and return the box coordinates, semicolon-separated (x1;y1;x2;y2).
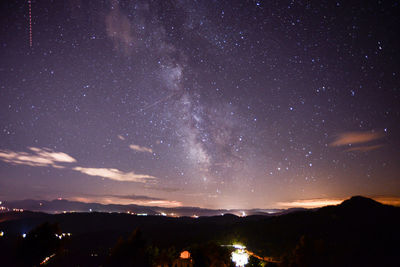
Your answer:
0;196;398;266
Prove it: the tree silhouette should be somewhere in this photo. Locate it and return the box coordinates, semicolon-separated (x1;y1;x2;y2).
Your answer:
16;222;62;266
107;228;152;267
191;242;231;267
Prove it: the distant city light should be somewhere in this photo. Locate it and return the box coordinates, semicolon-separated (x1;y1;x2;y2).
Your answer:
55;233;71;240
13;208;24;212
0;231;4;237
22;233;26;238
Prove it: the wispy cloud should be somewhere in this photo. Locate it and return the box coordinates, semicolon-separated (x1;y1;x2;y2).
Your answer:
129;144;153;153
70;194;182;207
73;167;156;183
345;144;383;152
0;147;76;168
109;194;163;201
0;147;156;183
145;186;180;192
114;194;183;207
330;131;384;147
118;135;153;154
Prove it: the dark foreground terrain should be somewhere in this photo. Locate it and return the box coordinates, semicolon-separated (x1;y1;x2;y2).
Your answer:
0;196;399;266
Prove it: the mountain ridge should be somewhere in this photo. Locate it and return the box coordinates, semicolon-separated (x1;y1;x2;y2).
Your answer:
1;195;396;218
2;198;288;217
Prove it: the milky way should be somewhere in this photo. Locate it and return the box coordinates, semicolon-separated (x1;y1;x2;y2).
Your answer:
0;0;399;209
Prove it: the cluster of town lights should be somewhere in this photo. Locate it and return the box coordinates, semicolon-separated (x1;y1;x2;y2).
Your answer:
12;208;24;212
21;232;71;239
55;233;71;239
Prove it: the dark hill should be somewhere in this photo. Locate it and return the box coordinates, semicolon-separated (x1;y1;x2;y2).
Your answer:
2;199;283;217
0;196;399;266
341;195;382;206
339;195;385;211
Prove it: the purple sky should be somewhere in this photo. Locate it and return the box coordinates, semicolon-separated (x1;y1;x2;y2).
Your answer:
0;0;399;209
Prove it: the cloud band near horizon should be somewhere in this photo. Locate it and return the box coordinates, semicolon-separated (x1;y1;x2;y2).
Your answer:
0;147;156;183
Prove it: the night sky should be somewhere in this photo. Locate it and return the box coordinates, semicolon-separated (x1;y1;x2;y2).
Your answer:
0;0;399;209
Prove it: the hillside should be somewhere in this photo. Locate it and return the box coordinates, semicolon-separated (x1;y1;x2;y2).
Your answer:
0;196;399;266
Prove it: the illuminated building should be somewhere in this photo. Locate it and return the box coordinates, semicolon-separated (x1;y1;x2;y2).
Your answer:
180;251;191;259
171;250;193;267
231;245;249;267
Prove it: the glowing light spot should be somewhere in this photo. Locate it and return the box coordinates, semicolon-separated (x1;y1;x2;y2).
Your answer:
231;246;249;267
233;244;246;249
180;250;191;259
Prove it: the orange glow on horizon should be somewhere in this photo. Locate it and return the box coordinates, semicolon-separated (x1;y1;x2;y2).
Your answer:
277;199;344;208
373;196;400;206
277;196;400;209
